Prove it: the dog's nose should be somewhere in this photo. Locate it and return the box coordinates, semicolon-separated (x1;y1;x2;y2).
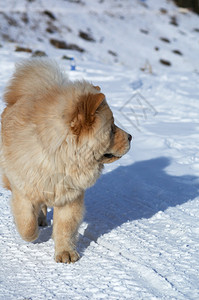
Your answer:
128;134;132;142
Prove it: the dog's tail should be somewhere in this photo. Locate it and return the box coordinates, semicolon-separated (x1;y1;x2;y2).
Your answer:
4;59;68;106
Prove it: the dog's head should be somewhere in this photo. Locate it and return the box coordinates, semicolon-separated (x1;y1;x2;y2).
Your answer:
67;85;132;165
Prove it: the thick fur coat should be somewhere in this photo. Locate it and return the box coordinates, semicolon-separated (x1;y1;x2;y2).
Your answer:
0;59;131;263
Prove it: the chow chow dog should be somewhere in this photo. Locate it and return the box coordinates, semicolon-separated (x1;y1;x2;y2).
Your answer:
0;59;131;263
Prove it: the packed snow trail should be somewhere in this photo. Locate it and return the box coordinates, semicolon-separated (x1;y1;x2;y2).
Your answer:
0;58;199;299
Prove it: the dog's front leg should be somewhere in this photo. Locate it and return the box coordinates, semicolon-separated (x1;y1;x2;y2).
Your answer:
53;193;84;263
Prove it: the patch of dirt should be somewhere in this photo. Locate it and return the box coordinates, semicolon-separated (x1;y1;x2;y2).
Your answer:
15;46;32;53
170;15;178;26
43;10;56;20
32;50;47;57
62;55;72;60
160;59;171;66
21;13;29;24
108;50;117;57
46;25;59;34
160;37;171;43
172;49;183;56
160;8;167;14
140;29;149;34
79;31;95;42
50;39;85;52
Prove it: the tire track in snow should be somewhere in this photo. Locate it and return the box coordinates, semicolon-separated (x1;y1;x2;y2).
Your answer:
80;228;187;300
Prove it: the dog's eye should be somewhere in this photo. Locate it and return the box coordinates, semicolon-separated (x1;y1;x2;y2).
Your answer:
104;153;115;158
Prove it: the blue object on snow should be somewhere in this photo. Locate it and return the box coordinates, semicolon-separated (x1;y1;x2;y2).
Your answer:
130;79;143;90
70;57;76;71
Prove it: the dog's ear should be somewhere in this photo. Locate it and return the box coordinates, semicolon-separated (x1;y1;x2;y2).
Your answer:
93;85;101;91
71;93;105;135
88;93;105;116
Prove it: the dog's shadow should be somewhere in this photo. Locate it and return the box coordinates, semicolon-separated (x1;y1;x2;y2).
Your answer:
36;157;199;252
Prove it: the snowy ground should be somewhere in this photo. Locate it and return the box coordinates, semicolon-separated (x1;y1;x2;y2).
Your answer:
0;0;199;299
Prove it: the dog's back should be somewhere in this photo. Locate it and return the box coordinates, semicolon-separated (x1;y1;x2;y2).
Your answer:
4;59;68;107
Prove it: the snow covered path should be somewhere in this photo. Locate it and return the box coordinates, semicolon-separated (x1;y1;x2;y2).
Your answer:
0;56;199;299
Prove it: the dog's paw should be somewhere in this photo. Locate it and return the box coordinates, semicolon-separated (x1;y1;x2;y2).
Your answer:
55;250;80;264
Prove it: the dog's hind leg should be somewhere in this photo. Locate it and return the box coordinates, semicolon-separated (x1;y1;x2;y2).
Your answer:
11;189;39;242
2;174;12;191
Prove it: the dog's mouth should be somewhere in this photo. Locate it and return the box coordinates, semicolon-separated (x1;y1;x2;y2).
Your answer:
103;153;121;159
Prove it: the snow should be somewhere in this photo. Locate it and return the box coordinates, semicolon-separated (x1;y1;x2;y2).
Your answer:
0;0;199;299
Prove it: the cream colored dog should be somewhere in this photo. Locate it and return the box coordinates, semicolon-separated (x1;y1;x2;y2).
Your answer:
0;59;131;263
